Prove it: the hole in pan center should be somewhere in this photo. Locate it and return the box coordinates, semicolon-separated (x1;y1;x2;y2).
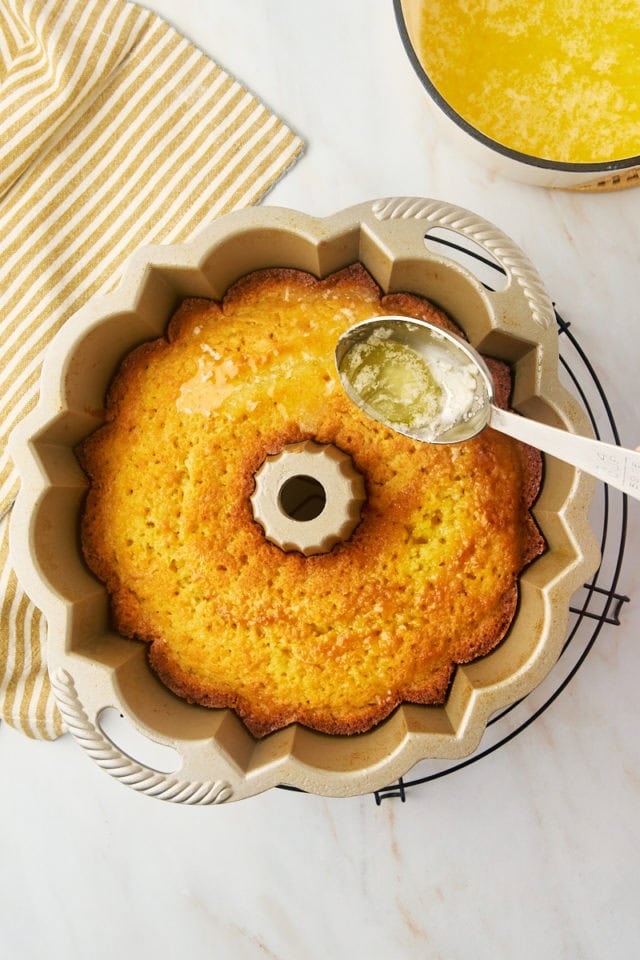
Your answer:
278;474;327;521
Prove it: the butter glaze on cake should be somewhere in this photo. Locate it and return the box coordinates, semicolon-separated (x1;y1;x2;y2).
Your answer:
78;264;544;737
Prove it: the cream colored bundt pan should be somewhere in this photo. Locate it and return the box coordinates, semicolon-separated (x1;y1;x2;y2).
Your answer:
9;198;600;803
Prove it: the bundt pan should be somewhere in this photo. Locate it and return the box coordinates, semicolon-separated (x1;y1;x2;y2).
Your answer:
9;197;600;803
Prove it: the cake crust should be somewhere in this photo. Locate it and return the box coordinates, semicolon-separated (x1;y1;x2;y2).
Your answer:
78;263;544;738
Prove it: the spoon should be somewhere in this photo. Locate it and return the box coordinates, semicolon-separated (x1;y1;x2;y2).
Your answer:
335;315;640;501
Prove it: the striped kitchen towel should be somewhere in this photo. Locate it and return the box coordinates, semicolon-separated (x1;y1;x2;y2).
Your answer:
0;0;304;739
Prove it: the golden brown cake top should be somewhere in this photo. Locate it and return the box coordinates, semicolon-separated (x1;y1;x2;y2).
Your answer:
79;264;544;737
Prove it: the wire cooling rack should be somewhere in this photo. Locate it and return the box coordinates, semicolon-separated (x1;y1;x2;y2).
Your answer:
279;235;630;804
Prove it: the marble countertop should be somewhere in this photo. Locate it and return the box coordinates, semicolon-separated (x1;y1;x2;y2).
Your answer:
3;2;639;957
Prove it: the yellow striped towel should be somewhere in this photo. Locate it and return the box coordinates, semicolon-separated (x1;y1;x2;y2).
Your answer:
0;0;304;739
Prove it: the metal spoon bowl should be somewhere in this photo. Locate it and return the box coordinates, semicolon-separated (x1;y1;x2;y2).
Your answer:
335;315;640;500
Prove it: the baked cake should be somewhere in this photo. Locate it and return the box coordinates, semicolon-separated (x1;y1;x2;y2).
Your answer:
78;264;544;737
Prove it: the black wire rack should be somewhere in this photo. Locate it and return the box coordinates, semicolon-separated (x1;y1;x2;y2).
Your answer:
279;236;630;804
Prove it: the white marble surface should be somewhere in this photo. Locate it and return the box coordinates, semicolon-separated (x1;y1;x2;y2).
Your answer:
2;2;640;957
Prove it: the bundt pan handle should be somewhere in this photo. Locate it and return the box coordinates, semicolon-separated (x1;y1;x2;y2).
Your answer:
359;196;557;340
49;665;239;805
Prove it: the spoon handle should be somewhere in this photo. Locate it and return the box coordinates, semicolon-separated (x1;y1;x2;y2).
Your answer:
490;405;640;501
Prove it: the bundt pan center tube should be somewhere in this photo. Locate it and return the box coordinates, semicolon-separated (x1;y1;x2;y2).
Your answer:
250;440;366;556
8;197;600;803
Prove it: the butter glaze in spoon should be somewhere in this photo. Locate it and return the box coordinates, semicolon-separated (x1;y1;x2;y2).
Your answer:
335;315;640;500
